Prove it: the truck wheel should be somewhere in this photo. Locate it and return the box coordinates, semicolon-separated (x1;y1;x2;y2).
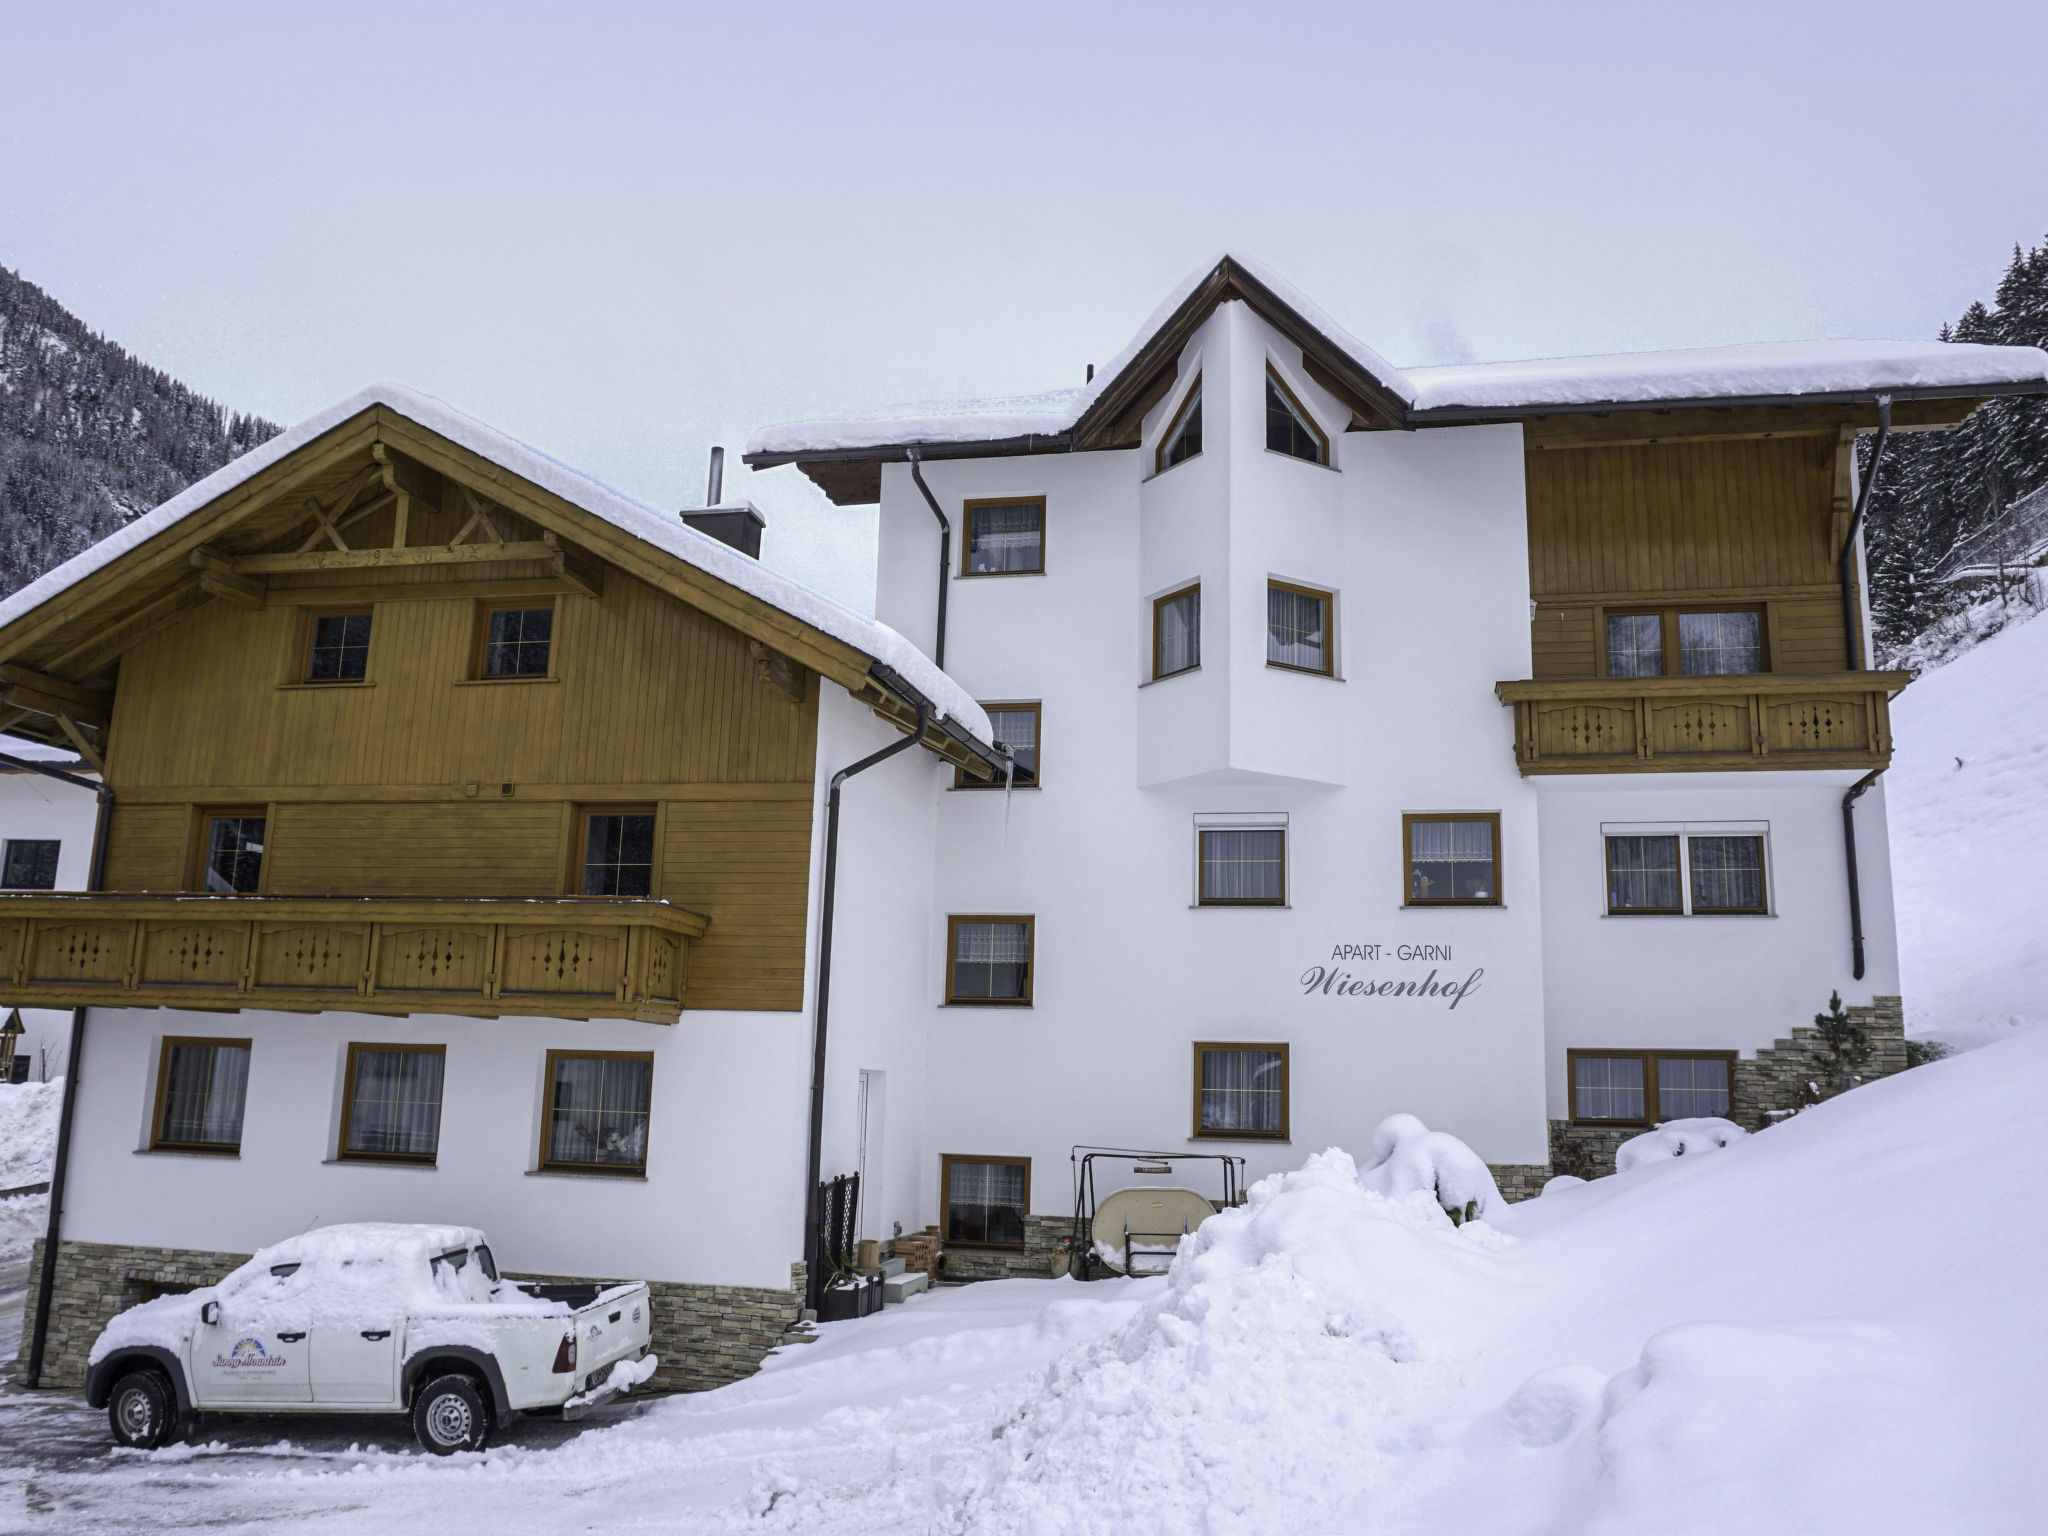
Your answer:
412;1373;490;1454
108;1369;176;1450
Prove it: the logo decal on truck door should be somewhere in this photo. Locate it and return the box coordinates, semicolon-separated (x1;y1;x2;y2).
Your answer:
213;1337;290;1369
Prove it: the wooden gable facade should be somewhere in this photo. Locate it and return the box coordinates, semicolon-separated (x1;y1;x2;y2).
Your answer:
0;400;990;1023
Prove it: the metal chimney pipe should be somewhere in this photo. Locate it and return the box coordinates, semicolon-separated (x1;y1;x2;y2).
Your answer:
706;446;725;507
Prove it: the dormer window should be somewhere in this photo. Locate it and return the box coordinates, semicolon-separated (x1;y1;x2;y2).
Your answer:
1156;378;1203;473
1265;370;1327;464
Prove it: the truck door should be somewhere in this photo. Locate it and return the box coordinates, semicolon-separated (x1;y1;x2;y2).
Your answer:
192;1262;313;1407
311;1321;401;1405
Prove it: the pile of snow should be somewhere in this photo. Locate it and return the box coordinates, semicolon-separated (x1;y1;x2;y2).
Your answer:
1359;1110;1506;1220
1890;603;2048;1049
0;1077;59;1189
1612;1116;1748;1173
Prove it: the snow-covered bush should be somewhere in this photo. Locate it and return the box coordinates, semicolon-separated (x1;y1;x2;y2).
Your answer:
1614;1117;1748;1173
1358;1113;1505;1223
1539;1174;1588;1198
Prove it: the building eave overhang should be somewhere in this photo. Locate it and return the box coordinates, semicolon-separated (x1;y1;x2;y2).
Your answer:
1406;376;2048;426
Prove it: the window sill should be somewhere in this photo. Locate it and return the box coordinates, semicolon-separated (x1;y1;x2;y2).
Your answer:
1402;902;1504;910
526;1166;648;1181
1141;454;1203;485
323;1157;439;1170
276;680;376;691
1191;903;1291;910
942;1000;1034;1008
1140;667;1201;688
1265;662;1339;679
1264;448;1340;474
453;675;561;687
135;1146;240;1159
1602;912;1775;919
1191;1135;1291;1145
957;569;1047;580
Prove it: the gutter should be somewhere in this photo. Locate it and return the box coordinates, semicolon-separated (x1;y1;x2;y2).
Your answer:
1;749;113;1390
1841;769;1882;981
802;703;931;1309
905;451;951;669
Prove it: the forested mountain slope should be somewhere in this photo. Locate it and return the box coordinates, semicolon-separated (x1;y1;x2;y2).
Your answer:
0;266;278;596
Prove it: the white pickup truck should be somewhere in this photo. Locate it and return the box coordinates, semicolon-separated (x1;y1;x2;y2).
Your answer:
85;1223;656;1453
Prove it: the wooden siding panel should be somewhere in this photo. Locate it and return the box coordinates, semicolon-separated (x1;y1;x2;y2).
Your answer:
265;802;562;895
659;798;814;1012
102;804;189;891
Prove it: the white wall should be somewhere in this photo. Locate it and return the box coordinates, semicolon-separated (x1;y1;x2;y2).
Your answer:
1535;768;1903;1119
62;1001;812;1288
0;762;101;1078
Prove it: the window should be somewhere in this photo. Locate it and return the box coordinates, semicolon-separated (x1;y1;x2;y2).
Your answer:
946;916;1033;1004
1265;370;1327;464
1156;378;1203;473
1194;1043;1289;1140
304;611;372;682
200;813;266;894
1198;828;1286;906
1604;606;1766;677
1154;585;1201;679
962;499;1045;575
1267;581;1333;674
541;1050;653;1174
339;1043;445;1163
957;703;1039;789
150;1038;252;1153
1606;831;1768;916
940;1154;1029;1248
479;603;554;677
2;839;60;889
581;808;656;896
1404;814;1500;906
1568;1050;1736;1125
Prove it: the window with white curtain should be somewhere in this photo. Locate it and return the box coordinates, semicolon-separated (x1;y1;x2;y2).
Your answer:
1569;1050;1734;1124
1266;582;1334;675
152;1038;252;1153
340;1043;446;1163
1194;1044;1289;1139
962;499;1045;574
542;1051;653;1173
1604;824;1769;916
1154;585;1201;679
947;916;1034;1004
1198;828;1286;906
941;1155;1029;1247
1404;814;1500;905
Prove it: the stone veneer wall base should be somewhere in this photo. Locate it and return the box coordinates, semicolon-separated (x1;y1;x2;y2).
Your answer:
10;1240;807;1397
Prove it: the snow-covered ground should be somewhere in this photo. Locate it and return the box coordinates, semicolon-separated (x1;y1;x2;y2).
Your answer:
1;1079;59;1365
1889;602;2048;1049
5;1034;2047;1534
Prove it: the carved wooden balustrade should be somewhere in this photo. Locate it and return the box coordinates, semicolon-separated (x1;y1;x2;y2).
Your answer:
1493;671;1911;775
0;895;709;1024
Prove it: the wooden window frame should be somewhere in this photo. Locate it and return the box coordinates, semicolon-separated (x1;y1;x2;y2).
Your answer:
1604;833;1768;917
955;702;1041;790
1191;1041;1291;1142
337;1041;447;1166
537;1048;655;1176
1264;366;1329;466
1599;603;1770;679
1153;583;1201;680
1401;812;1503;908
300;607;375;684
938;1152;1031;1250
573;804;659;896
192;808;268;894
1566;1048;1738;1128
944;914;1035;1006
149;1035;253;1155
471;597;558;681
1265;579;1336;676
1154;375;1203;475
1196;826;1288;907
960;498;1046;577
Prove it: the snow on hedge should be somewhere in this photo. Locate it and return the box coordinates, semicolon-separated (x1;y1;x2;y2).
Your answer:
1359;1111;1506;1220
1613;1116;1748;1173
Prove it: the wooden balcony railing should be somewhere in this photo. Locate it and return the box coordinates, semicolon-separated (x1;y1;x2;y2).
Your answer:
1494;671;1911;775
0;894;710;1024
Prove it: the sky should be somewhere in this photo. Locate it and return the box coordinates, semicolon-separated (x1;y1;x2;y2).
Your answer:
4;0;2047;609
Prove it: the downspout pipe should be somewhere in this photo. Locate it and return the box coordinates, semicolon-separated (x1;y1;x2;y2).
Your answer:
1;749;114;1389
906;450;950;670
1842;768;1882;982
1841;394;1892;672
802;703;930;1309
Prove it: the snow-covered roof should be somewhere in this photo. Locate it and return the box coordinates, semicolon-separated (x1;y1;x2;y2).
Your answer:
0;385;991;744
746;252;2048;462
1405;339;2048;416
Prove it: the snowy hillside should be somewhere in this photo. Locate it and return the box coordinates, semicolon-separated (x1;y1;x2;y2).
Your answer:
1889;605;2048;1048
10;1037;2043;1535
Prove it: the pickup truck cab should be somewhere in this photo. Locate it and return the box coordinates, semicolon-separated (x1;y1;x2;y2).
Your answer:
86;1223;655;1453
